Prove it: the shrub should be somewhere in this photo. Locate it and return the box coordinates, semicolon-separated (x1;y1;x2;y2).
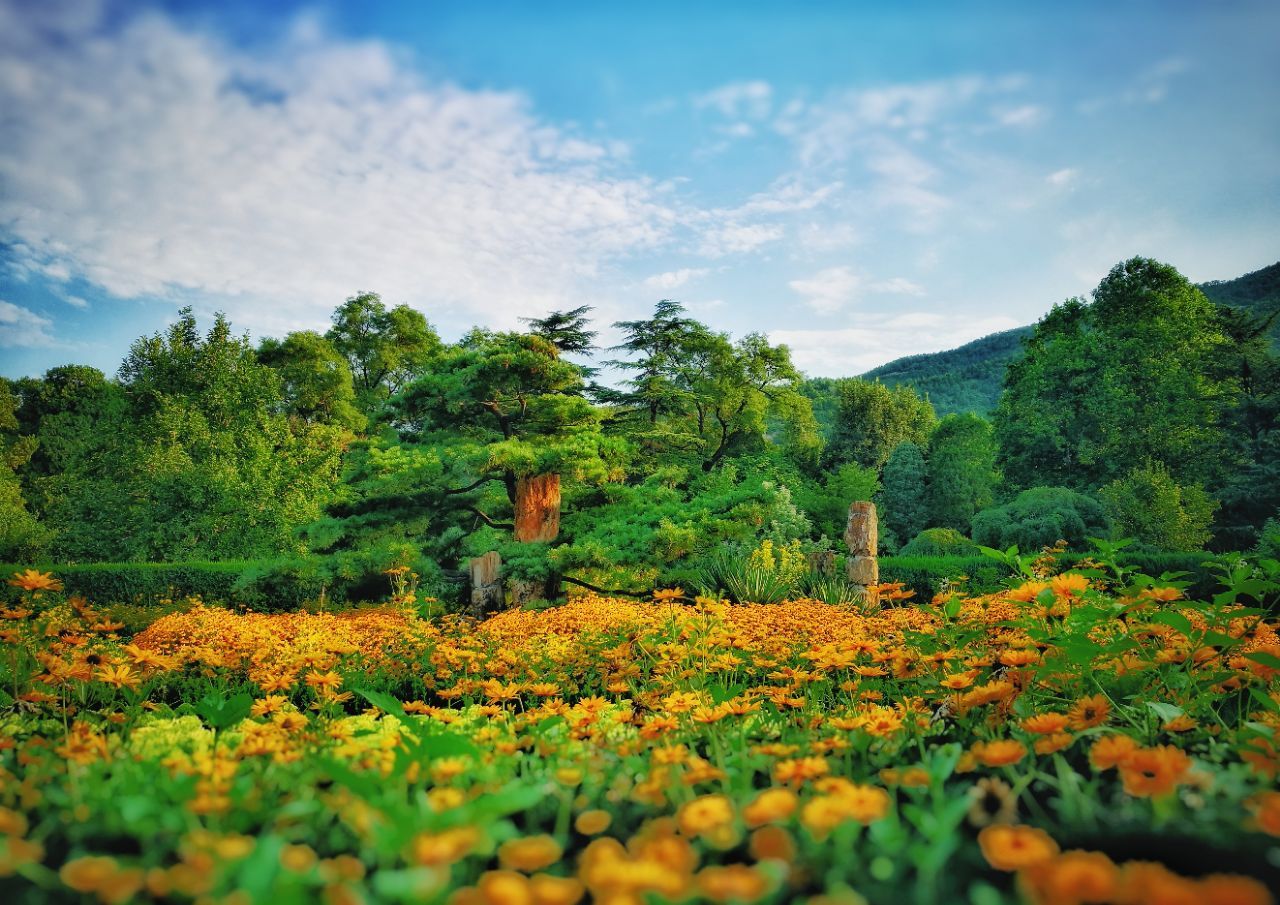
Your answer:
900;527;980;558
971;486;1111;551
1099;462;1217;551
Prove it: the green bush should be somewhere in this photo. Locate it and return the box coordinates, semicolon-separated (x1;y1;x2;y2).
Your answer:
879;556;1005;601
899;527;980;558
971;486;1111;551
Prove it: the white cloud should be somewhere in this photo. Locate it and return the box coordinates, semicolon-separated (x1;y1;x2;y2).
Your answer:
642;268;709;291
0;300;56;347
789;266;925;313
0;3;678;336
1047;167;1079;187
789;266;861;314
994;104;1044;126
771;313;1021;377
698;223;785;258
62;294;89;309
693;80;773;119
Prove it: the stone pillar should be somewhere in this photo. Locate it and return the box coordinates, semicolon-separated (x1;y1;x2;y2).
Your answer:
844;501;879;607
468;551;504;617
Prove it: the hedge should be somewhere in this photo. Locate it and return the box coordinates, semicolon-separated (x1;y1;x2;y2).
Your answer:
879;551;1222;602
0;556;466;612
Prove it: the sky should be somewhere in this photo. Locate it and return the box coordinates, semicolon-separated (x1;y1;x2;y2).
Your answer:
1;0;1277;380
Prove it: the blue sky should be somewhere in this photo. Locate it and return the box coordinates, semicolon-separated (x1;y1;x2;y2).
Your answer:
1;0;1277;379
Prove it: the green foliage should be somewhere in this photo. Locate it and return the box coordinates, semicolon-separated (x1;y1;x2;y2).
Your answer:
601;301;819;471
926;413;998;531
790;460;880;543
970;486;1112;551
1099;462;1218;551
257;330;366;431
824;378;936;470
695;547;795;604
995;258;1241;492
0;382;50;560
16;311;348;563
900;527;980;558
859;327;1034;415
325;291;442;417
550;463;813;591
876;441;929;551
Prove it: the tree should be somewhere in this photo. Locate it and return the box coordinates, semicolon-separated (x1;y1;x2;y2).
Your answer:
603;301;818;471
258;331;366;432
47;309;348;561
971;486;1111;552
876;441;929;551
325;292;441;416
0;381;50;560
927;413;998;532
792;460;880;543
995;258;1238;492
1098;462;1218;551
825;379;936;471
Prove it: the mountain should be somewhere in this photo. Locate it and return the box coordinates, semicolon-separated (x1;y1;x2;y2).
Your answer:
802;261;1280;424
1199;261;1280;342
859;326;1034;416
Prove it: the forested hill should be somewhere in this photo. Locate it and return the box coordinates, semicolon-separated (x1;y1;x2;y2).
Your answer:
808;260;1280;421
858;326;1034;416
1199;260;1280;343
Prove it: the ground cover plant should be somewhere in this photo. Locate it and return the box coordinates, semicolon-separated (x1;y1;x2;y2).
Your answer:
2;555;1279;904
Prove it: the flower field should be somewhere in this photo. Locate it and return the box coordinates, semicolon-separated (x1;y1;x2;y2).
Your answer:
2;567;1280;904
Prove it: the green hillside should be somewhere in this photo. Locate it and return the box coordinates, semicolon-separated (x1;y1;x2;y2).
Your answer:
859;326;1033;416
807;260;1280;422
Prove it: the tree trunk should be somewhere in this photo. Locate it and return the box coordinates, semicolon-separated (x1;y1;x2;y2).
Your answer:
509;473;561;606
514;473;561;542
844;501;879;607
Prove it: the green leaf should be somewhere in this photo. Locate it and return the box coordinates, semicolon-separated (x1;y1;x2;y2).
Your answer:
195;692;253;731
1149;611;1195;637
1144;701;1184;722
353;687;407;718
1244;650;1280;672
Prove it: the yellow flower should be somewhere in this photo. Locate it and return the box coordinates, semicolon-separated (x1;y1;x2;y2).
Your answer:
573;810;612;836
743;788;798;827
8;569;63;593
676;794;735;838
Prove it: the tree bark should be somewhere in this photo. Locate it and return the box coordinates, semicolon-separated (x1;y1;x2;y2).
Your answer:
514;473;561;542
509;473;562;606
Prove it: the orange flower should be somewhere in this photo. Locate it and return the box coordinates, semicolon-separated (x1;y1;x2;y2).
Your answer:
1050;573;1090;597
1089;735;1138;771
977;824;1059;871
1022;713;1069;735
972;739;1027;768
748;826;796;863
1033;732;1075;756
8;569;63;593
1033;850;1119;903
1252;791;1280;837
676;794;735;838
1067;694;1110;730
742;788;798;827
773;757;829;784
497;835;562;873
1118;746;1193;798
696;865;769;903
573;810;612;836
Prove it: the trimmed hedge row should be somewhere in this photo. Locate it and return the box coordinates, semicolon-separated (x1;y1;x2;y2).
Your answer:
0;550;1228;613
879;551;1221;602
0;560;349;611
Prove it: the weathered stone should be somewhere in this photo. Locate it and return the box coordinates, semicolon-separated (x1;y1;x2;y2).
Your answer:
846;553;879;586
844;500;878;557
807;551;836;576
468;551;503;617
